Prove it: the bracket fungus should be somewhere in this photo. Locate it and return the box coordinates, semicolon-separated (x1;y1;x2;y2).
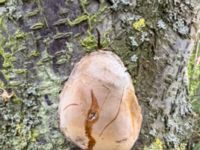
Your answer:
59;50;142;150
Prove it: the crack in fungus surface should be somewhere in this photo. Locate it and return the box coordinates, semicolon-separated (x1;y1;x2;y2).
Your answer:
99;86;125;137
115;138;128;143
85;90;99;150
63;103;79;111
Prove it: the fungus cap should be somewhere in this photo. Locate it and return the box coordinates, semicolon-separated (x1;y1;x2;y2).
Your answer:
59;50;142;150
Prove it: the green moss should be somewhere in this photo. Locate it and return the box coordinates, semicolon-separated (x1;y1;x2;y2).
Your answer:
0;16;4;28
80;32;97;50
14;69;27;74
67;15;88;26
15;123;23;135
0;80;4;88
87;4;107;30
0;5;67;150
53;18;68;26
30;129;39;142
30;22;44;30
8;80;22;86
80;30;111;50
25;9;40;18
6;40;18;53
0;0;6;4
67;0;107;30
66;0;108;51
187;32;200;150
176;143;187;150
66;42;73;52
101;31;111;48
80;0;89;13
56;58;67;65
0;47;14;69
36;65;61;96
55;50;72;65
36;50;53;65
194;142;200;150
78;2;108;50
14;30;26;39
29;50;40;58
13;97;23;104
187;33;200;113
0;16;6;33
53;32;72;40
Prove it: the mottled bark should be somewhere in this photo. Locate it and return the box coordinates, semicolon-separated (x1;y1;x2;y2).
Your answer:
0;0;199;150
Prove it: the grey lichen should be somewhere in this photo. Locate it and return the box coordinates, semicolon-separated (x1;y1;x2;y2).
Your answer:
129;36;138;47
157;20;167;30
110;0;136;11
130;54;138;62
173;19;189;35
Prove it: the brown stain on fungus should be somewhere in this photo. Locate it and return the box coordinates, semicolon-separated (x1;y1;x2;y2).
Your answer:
85;90;99;150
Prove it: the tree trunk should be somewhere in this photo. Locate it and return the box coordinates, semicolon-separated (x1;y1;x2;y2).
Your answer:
0;0;199;150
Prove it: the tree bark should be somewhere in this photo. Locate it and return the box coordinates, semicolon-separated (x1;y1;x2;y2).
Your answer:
0;0;199;150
